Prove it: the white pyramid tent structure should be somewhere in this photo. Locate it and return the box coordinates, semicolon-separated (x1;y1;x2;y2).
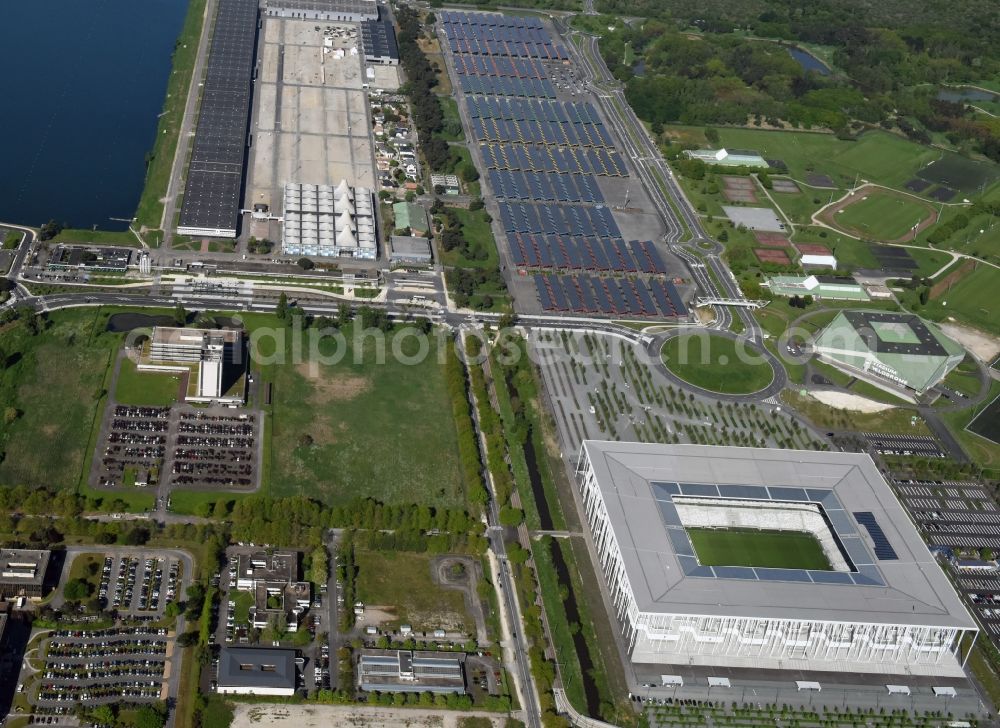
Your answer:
334;195;355;215
334;179;353;201
337;226;357;247
338;209;356;231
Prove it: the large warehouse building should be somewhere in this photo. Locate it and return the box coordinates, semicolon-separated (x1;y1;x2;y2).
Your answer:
575;442;977;677
812;310;964;398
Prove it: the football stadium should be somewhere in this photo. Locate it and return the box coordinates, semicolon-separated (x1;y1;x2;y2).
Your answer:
812;310;964;399
575;442;977;677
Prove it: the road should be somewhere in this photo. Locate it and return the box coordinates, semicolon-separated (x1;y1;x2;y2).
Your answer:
462;334;542;728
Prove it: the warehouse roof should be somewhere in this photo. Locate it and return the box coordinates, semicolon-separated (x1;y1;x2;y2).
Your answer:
217;647;296;690
580;441;975;629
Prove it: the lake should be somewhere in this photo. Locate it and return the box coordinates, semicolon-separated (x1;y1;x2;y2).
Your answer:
787;46;831;76
0;0;189;231
937;87;1000;104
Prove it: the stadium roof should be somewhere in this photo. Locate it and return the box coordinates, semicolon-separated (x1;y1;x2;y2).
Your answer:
580;441;975;629
814;310;964;393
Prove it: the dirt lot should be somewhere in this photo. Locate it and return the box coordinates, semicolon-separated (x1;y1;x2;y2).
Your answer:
231;704;511;728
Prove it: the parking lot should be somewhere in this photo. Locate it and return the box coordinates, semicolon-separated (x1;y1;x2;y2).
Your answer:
862;433;946;458
100;554;181;616
892;478;1000;643
31;627;171;708
92;404;261;491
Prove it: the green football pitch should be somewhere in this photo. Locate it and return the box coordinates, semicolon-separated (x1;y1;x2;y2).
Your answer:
687;527;833;570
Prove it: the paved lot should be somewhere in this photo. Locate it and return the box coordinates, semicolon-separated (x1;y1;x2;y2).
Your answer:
230;703;512;728
892;478;1000;645
246;17;376;215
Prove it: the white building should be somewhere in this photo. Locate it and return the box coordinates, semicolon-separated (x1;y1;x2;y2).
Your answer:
138;327;244;404
262;0;378;22
575;441;977;677
801;253;838;269
282;181;377;259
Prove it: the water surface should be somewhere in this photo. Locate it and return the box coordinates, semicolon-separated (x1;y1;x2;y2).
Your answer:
0;0;189;230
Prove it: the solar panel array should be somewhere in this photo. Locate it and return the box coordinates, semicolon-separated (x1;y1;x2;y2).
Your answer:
442;12;686;319
441;11;567;59
481;143;627;177
178;0;258;234
458;75;555;98
488;169;603;203
451;54;549;79
471;113;614;147
510;234;667;273
853;512;899;560
534;274;687;318
500;201;619;238
467;97;602;124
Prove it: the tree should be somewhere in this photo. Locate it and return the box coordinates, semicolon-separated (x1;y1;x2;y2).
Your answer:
276;292;289;320
309;546;328;585
297;257;315;270
135;704;167;728
173;302;187;327
499;507;524;527
39;220;65;241
63;578;92;601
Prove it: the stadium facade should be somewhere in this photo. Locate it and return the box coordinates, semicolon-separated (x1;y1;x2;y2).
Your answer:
575;442;977;677
812;310;964;399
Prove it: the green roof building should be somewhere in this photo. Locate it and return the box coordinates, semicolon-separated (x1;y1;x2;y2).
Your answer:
765;274;870;301
393;202;429;235
684;148;769;168
812;310;965;398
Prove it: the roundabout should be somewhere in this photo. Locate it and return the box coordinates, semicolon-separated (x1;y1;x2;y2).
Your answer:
658;331;784;398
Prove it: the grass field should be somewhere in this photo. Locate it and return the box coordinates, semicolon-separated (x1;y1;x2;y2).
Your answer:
437;96;463;142
832;189;934;241
67;552;104;597
782;389;931;436
0;309;116;490
924;263;1000;335
256;318;467;508
661;334;774;394
50;229;142;247
134;0;208;232
114;358;180;407
439;207;500;270
688;527;832;570
668;126;938;190
355;549;471;633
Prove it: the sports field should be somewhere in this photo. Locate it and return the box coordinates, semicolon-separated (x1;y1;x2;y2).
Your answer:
925;264;1000;335
668;126;938;190
688;527;832;570
831;189;935;241
661;334;774;394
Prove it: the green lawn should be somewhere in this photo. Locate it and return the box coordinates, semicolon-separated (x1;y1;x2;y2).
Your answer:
781;389;931;436
0;309;117;490
688;527;831;570
670;126;938;189
439;207;499;270
661;334;774;394
437;96;463;142
67;552;105;597
923;263;1000;335
833;190;934;240
355;549;472;633
50;228;142;247
114;358;180;406
134;0;208;232
258;318;467;508
232;590;253;626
